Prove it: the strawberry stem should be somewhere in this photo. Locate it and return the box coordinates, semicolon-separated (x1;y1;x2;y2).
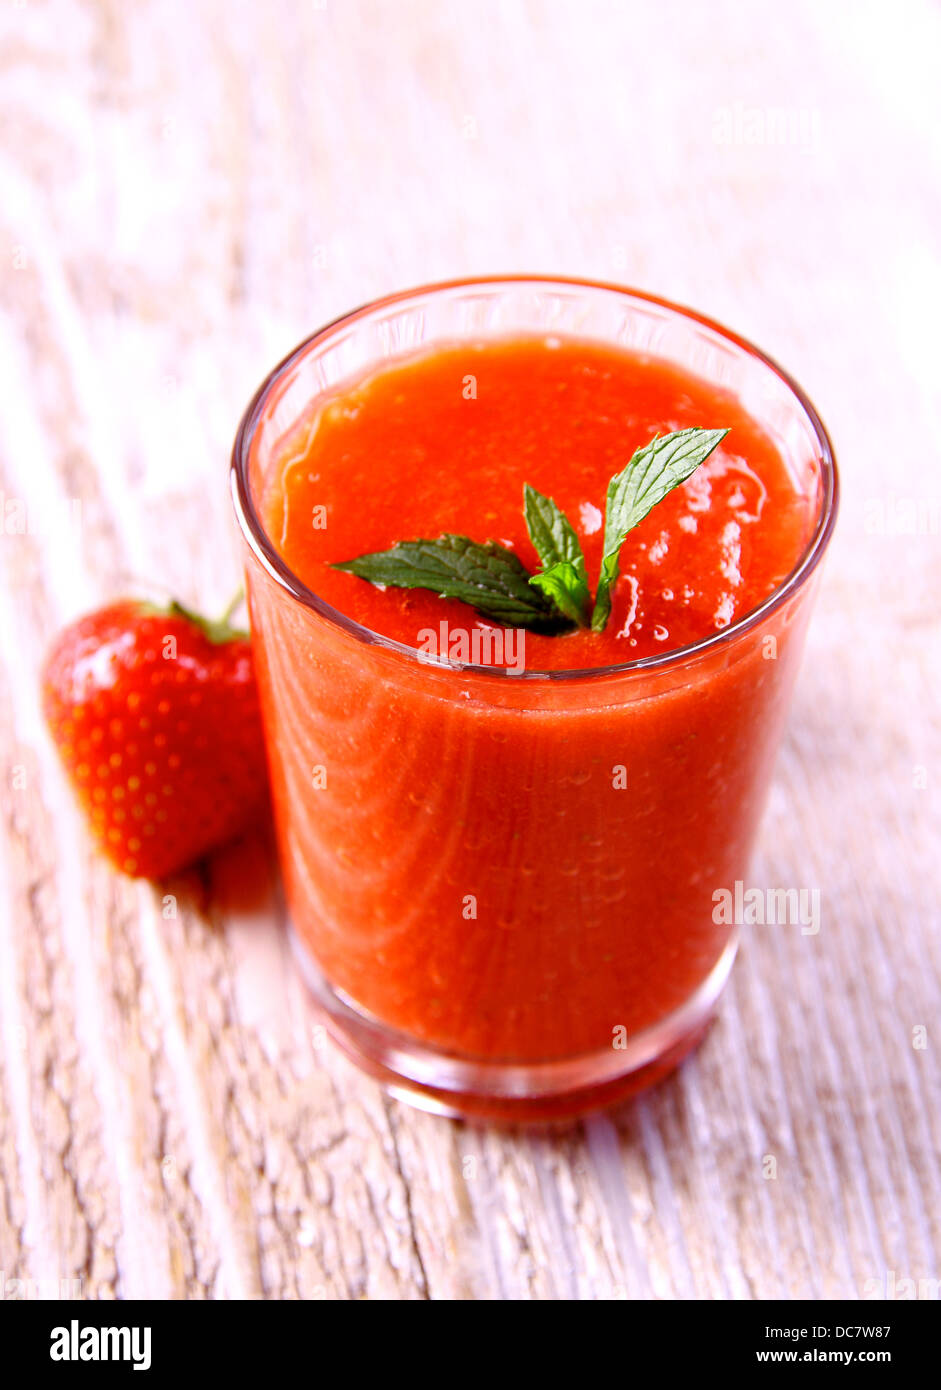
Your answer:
164;589;249;644
219;587;245;628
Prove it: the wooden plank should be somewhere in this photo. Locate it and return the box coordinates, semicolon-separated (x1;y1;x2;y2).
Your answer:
0;0;939;1300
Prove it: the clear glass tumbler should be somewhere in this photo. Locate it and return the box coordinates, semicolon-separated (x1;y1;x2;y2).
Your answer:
231;277;838;1121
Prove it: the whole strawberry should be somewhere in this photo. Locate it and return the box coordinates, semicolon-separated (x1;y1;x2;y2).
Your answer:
41;596;270;878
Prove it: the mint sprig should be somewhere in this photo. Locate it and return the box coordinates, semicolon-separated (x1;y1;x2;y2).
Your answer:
523;484;591;627
333;534;573;634
333;426;728;637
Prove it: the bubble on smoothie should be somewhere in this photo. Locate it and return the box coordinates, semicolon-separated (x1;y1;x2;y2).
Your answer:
719;520;743;587
648;532;669;564
704;452;768;523
614;574;640;640
683;467;713;514
579;501;603;535
714;594;735;627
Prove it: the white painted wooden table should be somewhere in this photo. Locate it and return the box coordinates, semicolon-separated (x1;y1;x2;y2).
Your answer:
0;0;939;1300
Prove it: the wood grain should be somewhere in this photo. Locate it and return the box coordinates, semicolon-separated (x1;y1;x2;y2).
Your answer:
0;0;939;1300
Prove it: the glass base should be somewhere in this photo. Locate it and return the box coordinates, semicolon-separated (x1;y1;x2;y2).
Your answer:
289;928;739;1123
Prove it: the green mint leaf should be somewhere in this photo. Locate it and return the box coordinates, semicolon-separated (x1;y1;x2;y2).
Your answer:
529;561;592;627
591;426;729;633
523;484;588;579
523;484;590;626
333;534;574;634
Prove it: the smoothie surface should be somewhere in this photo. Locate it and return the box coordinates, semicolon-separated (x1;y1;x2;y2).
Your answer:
261;337;810;669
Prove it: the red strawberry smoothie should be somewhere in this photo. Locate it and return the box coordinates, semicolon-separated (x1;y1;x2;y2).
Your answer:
242;331;824;1075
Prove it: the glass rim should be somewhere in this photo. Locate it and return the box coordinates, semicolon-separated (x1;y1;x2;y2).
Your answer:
230;275;839;683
